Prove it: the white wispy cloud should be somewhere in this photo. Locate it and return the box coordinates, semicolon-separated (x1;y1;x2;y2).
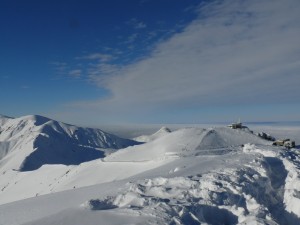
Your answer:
135;22;147;29
65;0;300;121
69;69;82;78
78;53;114;62
50;61;68;72
126;18;147;29
87;63;122;86
50;61;70;79
126;33;138;44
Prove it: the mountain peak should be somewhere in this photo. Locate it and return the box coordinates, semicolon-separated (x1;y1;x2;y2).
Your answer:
0;115;139;171
0;114;13;126
19;115;52;126
156;126;171;133
0;114;13;119
134;126;172;143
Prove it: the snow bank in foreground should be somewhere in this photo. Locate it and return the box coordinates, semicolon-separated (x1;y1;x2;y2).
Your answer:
84;144;300;225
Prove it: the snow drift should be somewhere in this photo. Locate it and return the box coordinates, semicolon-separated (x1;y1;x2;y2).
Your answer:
0;118;300;225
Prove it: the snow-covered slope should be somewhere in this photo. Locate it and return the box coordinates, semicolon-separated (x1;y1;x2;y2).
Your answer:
0;123;300;225
0;115;138;171
134;126;171;142
106;127;269;162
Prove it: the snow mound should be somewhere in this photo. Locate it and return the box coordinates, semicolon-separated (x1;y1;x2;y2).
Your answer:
87;145;299;224
0;115;138;171
134;126;171;142
106;127;269;162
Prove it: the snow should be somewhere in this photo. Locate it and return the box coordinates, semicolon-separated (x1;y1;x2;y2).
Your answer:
1;116;300;225
133;126;172;142
0;115;138;171
106;127;268;162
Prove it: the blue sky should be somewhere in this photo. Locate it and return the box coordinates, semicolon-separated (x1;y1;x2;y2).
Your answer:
1;0;300;126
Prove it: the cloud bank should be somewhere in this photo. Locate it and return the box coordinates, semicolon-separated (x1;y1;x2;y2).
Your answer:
65;0;300;122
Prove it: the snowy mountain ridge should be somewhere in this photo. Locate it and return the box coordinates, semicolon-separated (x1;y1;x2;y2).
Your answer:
107;126;269;162
0;115;138;171
0;116;300;225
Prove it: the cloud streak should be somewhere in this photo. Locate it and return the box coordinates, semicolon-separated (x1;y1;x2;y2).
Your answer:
77;53;114;62
66;0;300;122
69;69;82;78
126;18;147;29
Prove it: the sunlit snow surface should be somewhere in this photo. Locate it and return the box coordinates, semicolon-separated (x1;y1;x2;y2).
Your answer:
0;116;300;225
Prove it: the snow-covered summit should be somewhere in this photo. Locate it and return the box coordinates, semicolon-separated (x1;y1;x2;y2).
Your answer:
0;114;13;126
0;114;138;171
158;126;171;133
106;126;270;162
19;114;52;126
0;114;13;119
134;126;172;142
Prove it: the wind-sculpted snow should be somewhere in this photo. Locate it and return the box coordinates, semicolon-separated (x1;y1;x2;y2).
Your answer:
0;124;300;225
0;115;138;171
85;144;300;224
